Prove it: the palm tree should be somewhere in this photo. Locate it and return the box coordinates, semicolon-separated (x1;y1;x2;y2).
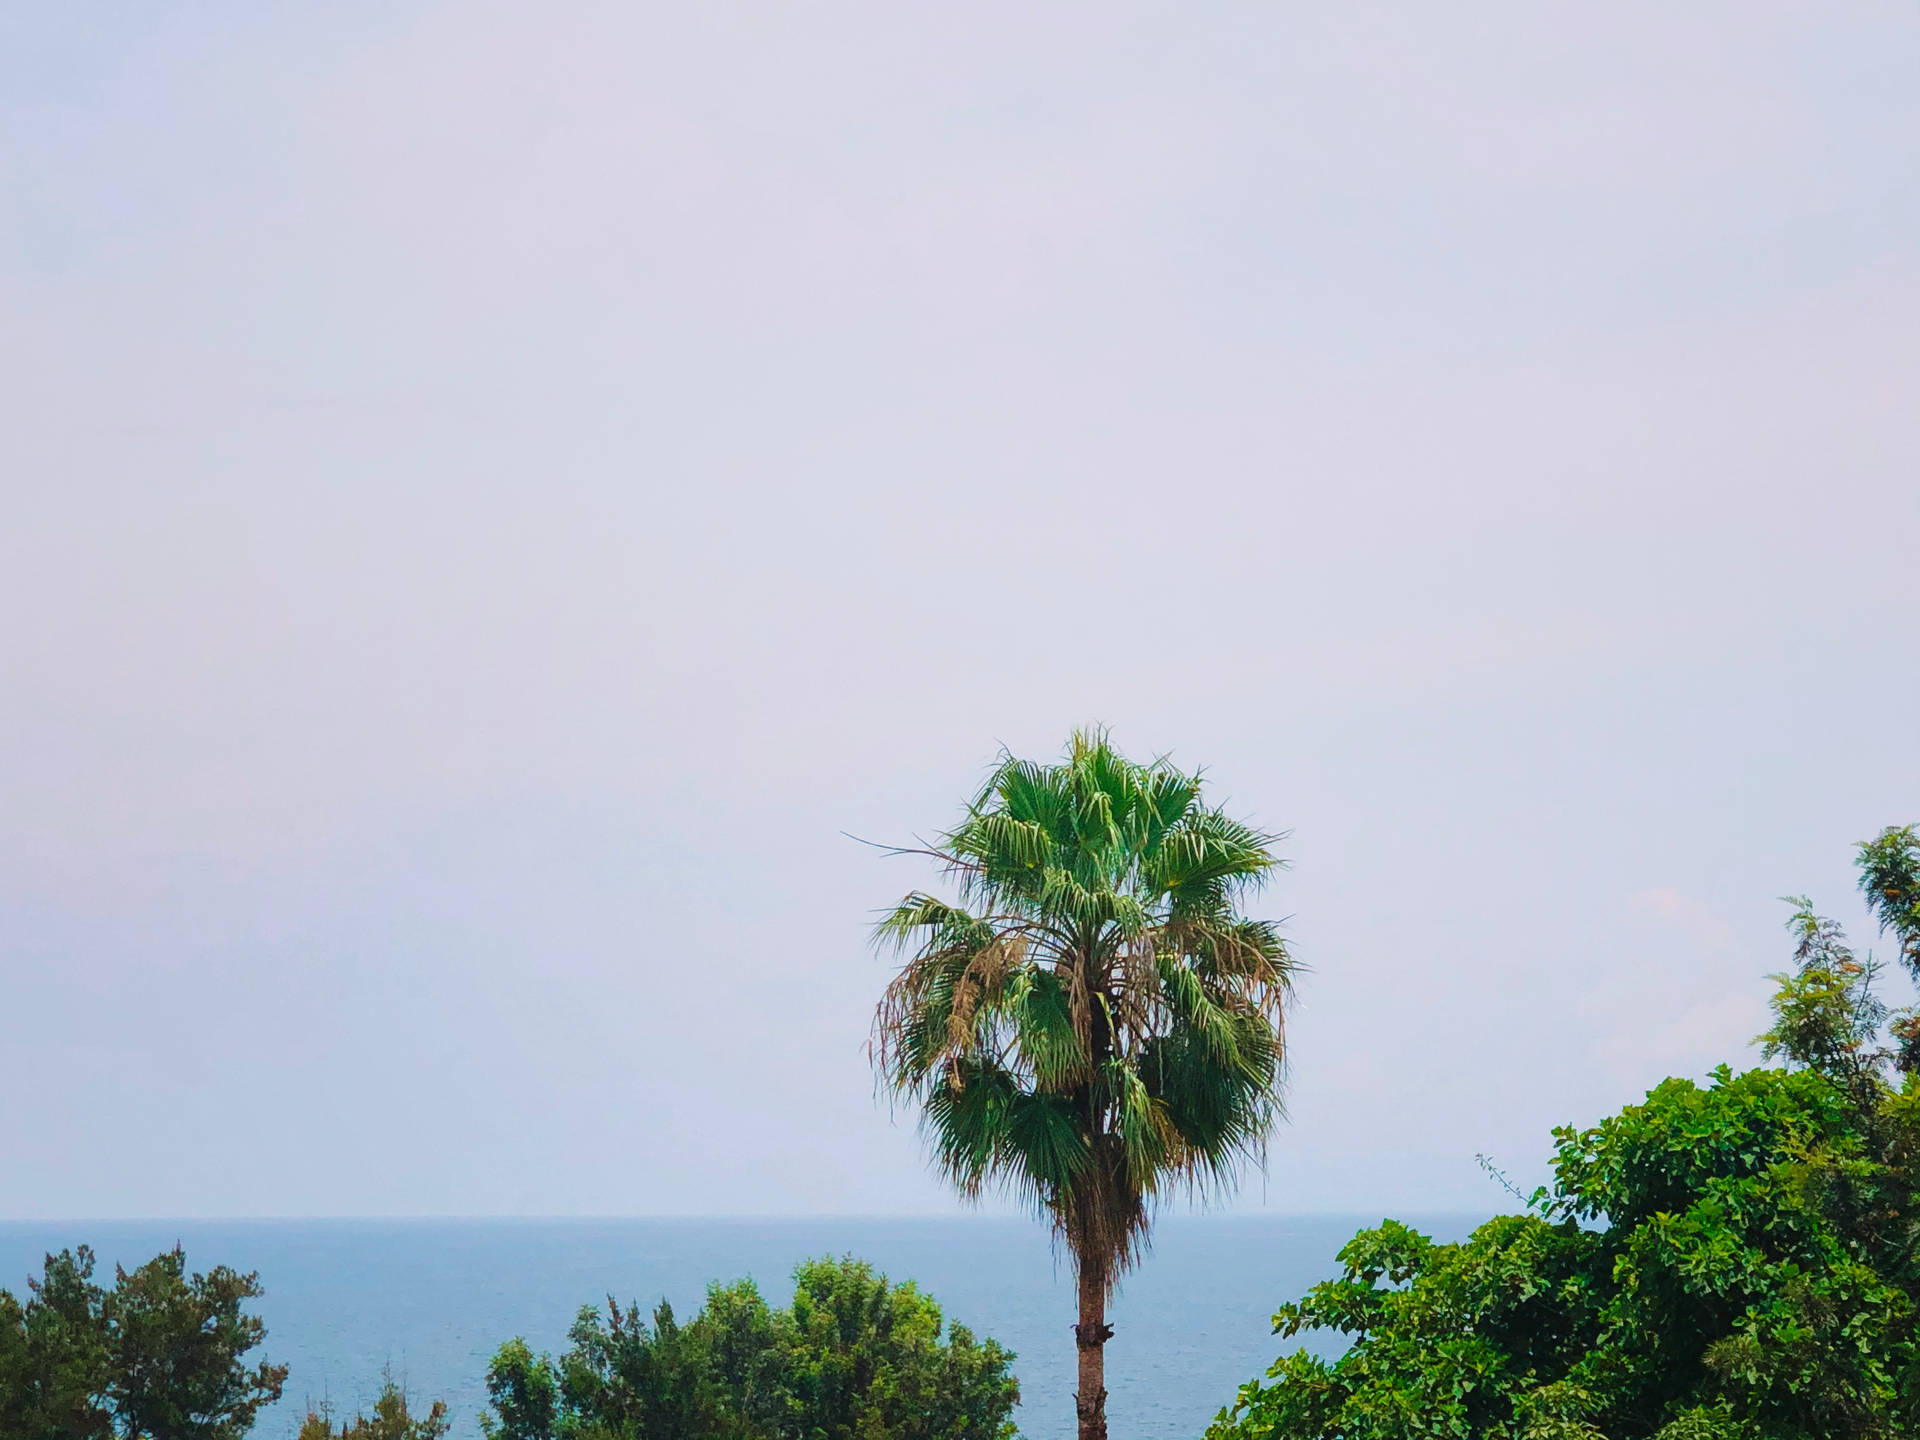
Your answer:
870;730;1295;1440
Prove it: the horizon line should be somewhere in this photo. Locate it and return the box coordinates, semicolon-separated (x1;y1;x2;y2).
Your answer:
0;1208;1494;1226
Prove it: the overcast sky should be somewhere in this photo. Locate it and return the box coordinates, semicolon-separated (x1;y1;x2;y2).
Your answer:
3;2;1918;1219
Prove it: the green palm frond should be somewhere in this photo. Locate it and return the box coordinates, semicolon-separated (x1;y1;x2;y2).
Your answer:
922;1058;1019;1197
871;729;1294;1291
1007;966;1084;1090
1004;1091;1093;1194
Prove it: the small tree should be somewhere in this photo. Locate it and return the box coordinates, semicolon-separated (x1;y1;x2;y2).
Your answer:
482;1255;1017;1440
103;1247;288;1440
298;1370;450;1440
0;1245;285;1440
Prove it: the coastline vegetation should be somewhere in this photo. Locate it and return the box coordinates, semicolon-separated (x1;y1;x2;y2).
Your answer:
7;756;1918;1440
0;1252;1013;1440
0;1245;286;1440
1210;825;1920;1440
480;1255;1016;1440
298;1370;450;1440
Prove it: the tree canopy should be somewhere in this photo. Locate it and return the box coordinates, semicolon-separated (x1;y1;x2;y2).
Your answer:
1209;825;1920;1440
481;1254;1018;1440
0;1245;286;1440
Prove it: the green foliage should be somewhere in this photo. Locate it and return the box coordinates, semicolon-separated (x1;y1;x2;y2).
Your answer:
1211;1067;1918;1440
484;1339;560;1440
871;728;1294;1286
0;1245;286;1440
871;730;1293;1437
0;1246;113;1440
482;1256;1017;1440
1210;830;1920;1440
298;1370;450;1440
1857;826;1920;980
104;1247;289;1440
1758;900;1888;1092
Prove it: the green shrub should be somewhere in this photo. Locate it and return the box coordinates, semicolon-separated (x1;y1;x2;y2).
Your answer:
1211;1066;1919;1440
483;1255;1019;1440
1210;828;1920;1440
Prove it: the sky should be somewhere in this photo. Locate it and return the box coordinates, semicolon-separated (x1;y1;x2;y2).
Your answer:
2;2;1918;1219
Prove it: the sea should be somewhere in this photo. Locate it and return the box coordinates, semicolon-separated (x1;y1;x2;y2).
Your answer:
0;1215;1481;1439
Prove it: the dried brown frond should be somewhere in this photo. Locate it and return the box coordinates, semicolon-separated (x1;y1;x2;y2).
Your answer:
1110;937;1163;1054
947;933;1026;1050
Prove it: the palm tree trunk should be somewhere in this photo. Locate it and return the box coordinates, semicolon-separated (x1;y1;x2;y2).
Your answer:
1075;1263;1113;1440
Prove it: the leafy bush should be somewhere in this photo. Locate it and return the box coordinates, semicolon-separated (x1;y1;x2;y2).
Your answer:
482;1254;1019;1440
1210;827;1920;1440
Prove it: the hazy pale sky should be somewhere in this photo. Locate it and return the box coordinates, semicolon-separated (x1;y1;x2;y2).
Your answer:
3;2;1918;1219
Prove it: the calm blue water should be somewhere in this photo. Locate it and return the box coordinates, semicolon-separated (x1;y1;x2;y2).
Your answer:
0;1216;1479;1439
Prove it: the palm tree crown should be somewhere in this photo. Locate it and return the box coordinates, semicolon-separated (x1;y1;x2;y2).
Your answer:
871;730;1294;1440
